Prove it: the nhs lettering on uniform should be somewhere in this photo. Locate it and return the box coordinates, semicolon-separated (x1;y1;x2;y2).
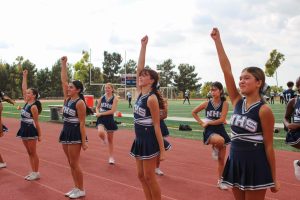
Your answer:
206;110;221;118
21;110;31;118
230;114;258;132
63;106;76;117
101;102;112;109
134;105;146;117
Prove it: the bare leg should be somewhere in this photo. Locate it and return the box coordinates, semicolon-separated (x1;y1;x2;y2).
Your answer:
23;140;39;172
245;189;267;200
136;159;152;200
232;188;245;200
143;157;162;200
67;144;84;190
97;125;107;143
0;154;4;163
107;132;114;158
62;144;77;188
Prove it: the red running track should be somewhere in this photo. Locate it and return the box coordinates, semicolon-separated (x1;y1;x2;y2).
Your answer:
0;118;299;200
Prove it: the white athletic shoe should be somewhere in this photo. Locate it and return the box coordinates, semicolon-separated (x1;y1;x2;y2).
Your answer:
293;160;300;180
108;157;115;165
155;168;164;176
65;188;77;197
0;162;7;168
26;172;40;181
217;180;229;190
212;147;219;160
24;172;33;180
68;188;86;199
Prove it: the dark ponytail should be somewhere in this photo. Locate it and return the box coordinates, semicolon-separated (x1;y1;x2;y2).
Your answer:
79;93;94;116
140;68;165;109
30;88;42;114
152;84;165;110
72;80;94;116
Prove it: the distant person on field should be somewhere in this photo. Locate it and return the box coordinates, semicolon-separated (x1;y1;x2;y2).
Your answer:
283;81;296;104
183;89;190;105
270;90;275;104
127;91;132;108
279;92;284;104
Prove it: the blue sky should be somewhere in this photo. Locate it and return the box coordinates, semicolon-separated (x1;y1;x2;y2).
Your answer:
0;0;299;88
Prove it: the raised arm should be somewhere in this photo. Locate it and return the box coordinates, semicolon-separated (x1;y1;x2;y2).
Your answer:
22;70;28;101
211;28;241;106
61;56;68;100
136;35;148;94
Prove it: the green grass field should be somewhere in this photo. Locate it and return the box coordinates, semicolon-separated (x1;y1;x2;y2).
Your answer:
2;99;299;152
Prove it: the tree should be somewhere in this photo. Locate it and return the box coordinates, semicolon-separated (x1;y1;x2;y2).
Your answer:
156;59;177;87
102;51;122;83
201;81;213;98
119;59;137;74
50;59;72;97
265;49;285;87
74;50;91;84
173;63;201;95
86;66;104;97
19;58;38;89
36;68;51;97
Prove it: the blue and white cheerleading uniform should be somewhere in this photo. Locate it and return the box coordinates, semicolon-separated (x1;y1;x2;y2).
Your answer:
59;98;87;144
130;92;171;160
286;96;300;145
96;95;118;132
16;102;38;140
0;100;8;133
160;109;169;137
221;98;274;190
203;100;230;145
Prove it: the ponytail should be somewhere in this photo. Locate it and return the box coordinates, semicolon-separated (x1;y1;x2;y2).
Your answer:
220;95;226;102
152;86;165;110
34;100;43;114
79;93;94;115
30;88;42;114
259;83;270;104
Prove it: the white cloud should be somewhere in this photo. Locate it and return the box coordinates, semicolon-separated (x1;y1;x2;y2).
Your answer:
0;0;299;87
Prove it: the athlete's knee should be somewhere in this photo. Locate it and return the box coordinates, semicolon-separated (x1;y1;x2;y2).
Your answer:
143;172;155;184
137;171;146;182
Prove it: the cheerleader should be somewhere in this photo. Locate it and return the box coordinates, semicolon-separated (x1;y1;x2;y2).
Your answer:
284;76;300;180
60;56;93;199
130;35;171;200
0;91;14;168
95;83;118;164
211;28;279;199
16;70;42;181
192;81;230;190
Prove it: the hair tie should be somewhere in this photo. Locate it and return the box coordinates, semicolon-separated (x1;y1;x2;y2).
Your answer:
261;83;270;95
156;83;160;90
